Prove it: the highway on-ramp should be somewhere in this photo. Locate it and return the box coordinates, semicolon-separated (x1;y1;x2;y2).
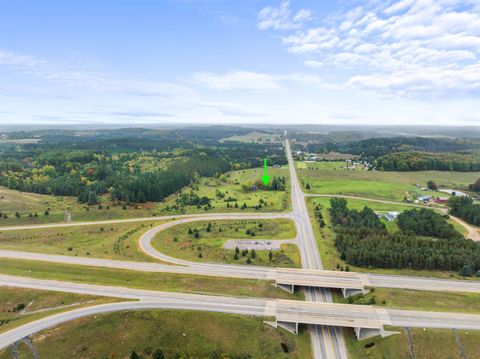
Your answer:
3;274;480;352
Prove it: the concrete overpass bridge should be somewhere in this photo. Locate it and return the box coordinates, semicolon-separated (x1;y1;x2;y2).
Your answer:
3;250;480;298
2;274;480;350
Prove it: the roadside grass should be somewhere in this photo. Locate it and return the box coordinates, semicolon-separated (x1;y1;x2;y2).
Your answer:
409;328;463;359
152;219;300;267
0;221;165;262
333;288;480;314
459;330;480;358
0;310;312;359
297;161;480;202
0;259;303;300
308;197;479;280
344;327;410;359
0;286;119;334
345;327;473;359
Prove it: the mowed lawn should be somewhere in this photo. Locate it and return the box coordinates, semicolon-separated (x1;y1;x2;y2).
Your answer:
152;219;301;267
0;221;165;262
0;310;312;359
0;287;118;334
297;161;480;201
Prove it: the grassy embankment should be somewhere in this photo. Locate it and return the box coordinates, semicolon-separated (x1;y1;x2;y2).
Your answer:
0;287;119;334
152;219;300;267
0;221;167;262
344;326;480;359
0;259;302;300
0;310;312;359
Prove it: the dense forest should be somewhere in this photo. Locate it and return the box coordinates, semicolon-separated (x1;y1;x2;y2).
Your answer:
375;151;480;171
330;198;480;274
299;136;480;172
0;127;286;204
303;136;480;158
448;196;480;227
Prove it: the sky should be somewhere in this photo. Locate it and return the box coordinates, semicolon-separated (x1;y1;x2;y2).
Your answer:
1;0;480;126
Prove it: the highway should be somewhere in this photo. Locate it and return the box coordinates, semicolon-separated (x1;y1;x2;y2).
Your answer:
1;139;480;358
285;139;348;359
3;274;480;351
4;249;480;295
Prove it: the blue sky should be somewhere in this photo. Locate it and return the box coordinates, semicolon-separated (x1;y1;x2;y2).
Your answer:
1;0;479;126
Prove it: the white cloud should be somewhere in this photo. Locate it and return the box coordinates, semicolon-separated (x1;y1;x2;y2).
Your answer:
0;49;192;98
191;70;323;91
260;0;480;97
258;0;312;30
192;71;284;91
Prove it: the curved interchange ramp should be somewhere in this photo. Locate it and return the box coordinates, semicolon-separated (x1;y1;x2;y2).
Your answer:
1;140;480;358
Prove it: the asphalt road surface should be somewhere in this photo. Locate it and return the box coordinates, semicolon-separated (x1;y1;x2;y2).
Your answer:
1;139;479;358
3;274;480;352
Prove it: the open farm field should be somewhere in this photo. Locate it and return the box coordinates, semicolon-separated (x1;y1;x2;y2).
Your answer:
297;161;480;202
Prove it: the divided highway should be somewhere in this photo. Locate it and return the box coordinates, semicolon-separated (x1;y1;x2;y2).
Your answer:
1;139;480;358
3;274;480;352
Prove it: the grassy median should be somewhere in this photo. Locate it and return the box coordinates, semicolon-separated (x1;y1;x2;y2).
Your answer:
0;259;303;300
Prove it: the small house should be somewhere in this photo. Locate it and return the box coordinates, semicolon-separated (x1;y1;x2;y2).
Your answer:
385;211;400;222
436;197;448;204
417;195;433;203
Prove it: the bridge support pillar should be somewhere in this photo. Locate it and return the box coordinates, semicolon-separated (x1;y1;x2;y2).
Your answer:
277;321;299;334
354;327;383;340
342;287;368;298
12;337;39;359
276;283;295;294
354;327;399;340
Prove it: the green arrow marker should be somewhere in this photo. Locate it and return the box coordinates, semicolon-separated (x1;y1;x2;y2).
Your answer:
262;158;270;186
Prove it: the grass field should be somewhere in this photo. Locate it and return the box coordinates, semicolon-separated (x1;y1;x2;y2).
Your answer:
0;186;164;225
159;166;291;215
0;259;302;300
0;221;166;262
308;197;479;280
219;131;282;144
344;327;410;359
345;326;477;359
334;288;480;314
297;161;480;202
0;310;312;359
0;287;118;334
152;218;300;267
0;166;291;226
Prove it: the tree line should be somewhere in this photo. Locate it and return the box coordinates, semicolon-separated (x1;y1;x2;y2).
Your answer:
330;198;480;274
376;151;480;171
448;196;480;227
